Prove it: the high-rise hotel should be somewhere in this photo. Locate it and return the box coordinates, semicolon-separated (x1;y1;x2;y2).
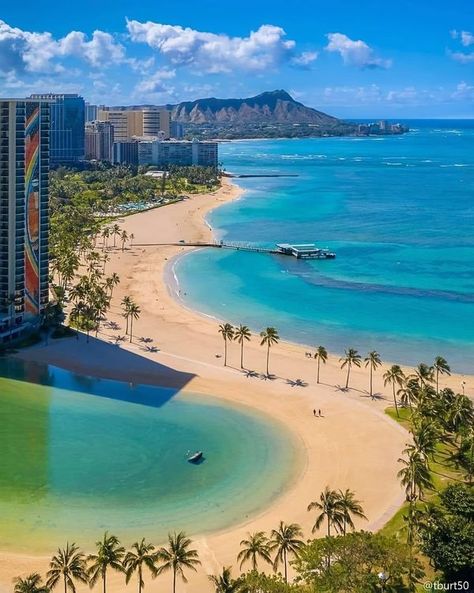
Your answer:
0;99;50;343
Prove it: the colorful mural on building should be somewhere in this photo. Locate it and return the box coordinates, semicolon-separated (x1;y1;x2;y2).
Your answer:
24;104;40;317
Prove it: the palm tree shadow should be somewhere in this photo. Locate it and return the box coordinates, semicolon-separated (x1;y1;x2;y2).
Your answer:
335;384;349;393
286;378;309;387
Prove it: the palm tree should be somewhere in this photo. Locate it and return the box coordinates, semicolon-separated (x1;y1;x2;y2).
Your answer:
108;272;120;297
397;450;433;501
433;356;451;394
364;350;382;398
128;302;141;343
121;296;132;334
260;327;279;376
233;324;251;369
411;363;434;388
339;348;362;390
14;573;49;593
120;230;129;252
314;346;328;384
269;521;304;583
237;531;272;572
307;487;344;536
337;489;367;535
112;224;121;248
123;539;158;593
46;543;89;593
208;567;241;593
87;532;125;593
101;228;110;251
383;365;405;417
156;532;201;593
218;323;234;366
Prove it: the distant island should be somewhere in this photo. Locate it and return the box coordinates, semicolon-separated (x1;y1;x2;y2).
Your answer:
167;90;409;140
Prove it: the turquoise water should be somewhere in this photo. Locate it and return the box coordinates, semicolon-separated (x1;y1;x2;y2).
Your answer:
0;360;299;552
175;121;474;372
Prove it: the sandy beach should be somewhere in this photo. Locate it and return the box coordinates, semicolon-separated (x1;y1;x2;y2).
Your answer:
3;178;472;593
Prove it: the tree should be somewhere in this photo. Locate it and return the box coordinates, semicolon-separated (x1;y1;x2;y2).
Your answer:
337;489;367;535
260;327;279;376
293;531;424;593
121;296;132;334
46;543;89;593
383;365;405;417
397;449;433;501
364;350;382;399
269;521;304;583
237;532;273;572
339;349;361;390
433;356;451;394
233;324;251;369
123;539;158;593
120;230;129;252
314;346;328;384
419;484;474;582
307;487;344;537
14;574;49;593
218;323;234;366
156;532;201;593
112;224;121;248
411;363;434;388
87;532;125;593
208;567;242;593
128;301;141;343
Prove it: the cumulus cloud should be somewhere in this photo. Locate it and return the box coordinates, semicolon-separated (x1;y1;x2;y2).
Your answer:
134;67;176;94
0;19;126;75
126;20;299;73
325;33;392;69
450;29;474;46
292;51;318;67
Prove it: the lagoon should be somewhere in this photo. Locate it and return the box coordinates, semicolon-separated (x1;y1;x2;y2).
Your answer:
0;360;299;552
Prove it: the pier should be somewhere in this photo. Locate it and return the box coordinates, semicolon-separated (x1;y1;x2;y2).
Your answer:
134;240;336;259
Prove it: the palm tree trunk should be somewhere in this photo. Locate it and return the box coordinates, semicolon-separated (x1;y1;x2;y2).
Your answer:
240;341;244;369
130;317;133;343
345;364;350;389
369;367;373;397
173;568;176;593
224;339;227;366
317;358;320;383
393;385;399;417
138;567;142;593
284;549;288;583
64;575;67;593
327;516;331;537
103;571;107;593
436;369;439;394
266;344;270;376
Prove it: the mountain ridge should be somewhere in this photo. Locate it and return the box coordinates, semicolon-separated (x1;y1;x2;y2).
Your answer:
168;90;340;126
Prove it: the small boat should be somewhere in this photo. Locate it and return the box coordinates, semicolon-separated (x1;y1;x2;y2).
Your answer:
187;451;203;463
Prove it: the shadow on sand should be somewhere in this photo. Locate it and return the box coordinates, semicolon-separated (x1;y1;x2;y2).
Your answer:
1;335;196;410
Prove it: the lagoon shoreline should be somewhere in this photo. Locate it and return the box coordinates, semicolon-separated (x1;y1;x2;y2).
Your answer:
3;176;471;592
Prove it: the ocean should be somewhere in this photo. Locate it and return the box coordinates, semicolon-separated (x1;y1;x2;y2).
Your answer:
174;120;474;373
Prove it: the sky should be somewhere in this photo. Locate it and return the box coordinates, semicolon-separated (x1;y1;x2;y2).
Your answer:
1;0;473;118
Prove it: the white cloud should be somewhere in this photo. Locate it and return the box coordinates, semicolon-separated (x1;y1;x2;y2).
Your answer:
0;19;126;75
451;29;474;46
451;81;474;100
450;51;474;64
325;33;392;69
126;20;298;73
134;67;176;94
292;51;318;67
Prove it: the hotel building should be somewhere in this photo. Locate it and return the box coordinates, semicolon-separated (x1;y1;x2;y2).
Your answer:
30;93;85;165
0;99;50;343
85;121;114;162
98;107;171;141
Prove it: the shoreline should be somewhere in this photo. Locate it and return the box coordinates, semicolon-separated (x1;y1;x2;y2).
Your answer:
4;177;470;592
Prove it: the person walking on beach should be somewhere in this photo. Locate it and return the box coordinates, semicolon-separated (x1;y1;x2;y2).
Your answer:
313;409;316;416
318;409;322;417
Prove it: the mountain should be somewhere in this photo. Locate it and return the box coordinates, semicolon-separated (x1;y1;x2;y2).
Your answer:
169;90;340;126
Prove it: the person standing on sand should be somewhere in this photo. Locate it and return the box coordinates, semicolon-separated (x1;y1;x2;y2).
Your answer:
313;409;316;416
318;409;322;417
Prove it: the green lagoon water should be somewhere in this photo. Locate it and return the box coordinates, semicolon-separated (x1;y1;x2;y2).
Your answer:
0;360;299;552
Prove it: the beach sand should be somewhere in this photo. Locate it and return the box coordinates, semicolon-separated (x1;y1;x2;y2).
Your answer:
4;178;471;593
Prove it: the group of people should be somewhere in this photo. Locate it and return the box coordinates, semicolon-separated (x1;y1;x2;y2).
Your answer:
313;409;323;417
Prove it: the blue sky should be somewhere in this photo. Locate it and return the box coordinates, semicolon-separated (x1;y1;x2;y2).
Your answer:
1;0;473;117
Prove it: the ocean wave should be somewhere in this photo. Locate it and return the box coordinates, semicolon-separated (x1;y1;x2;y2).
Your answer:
385;162;403;166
